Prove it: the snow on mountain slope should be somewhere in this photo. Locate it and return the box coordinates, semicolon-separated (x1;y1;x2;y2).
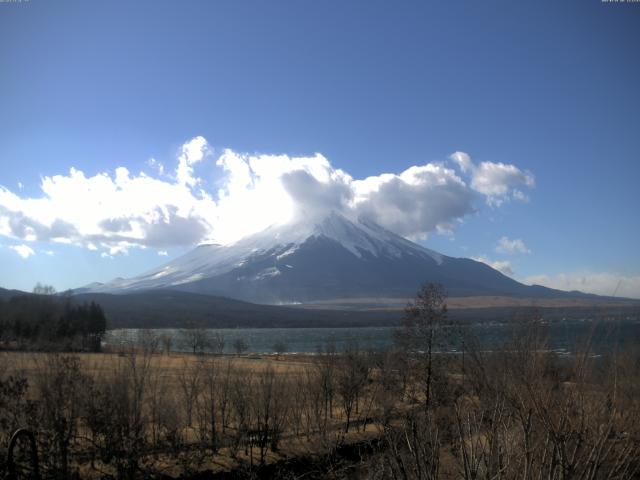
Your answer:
92;212;443;292
83;211;560;303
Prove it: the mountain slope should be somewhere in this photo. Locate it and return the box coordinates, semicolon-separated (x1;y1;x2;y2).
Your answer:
71;290;639;329
0;287;29;300
84;212;589;303
72;290;400;328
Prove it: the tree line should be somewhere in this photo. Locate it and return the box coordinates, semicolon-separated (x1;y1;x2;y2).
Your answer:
0;284;638;479
0;284;106;351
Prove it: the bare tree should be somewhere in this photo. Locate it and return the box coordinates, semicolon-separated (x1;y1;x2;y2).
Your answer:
336;342;369;435
137;329;160;353
229;372;252;459
82;349;155;479
232;337;249;355
314;338;338;437
196;357;220;452
272;340;288;356
217;358;235;438
0;365;30;478
372;350;405;432
159;333;173;354
453;320;640;480
395;283;447;410
177;358;203;427
34;354;89;478
211;331;225;355
32;283;56;295
180;324;211;354
302;366;325;439
379;410;441;480
3;310;638;479
251;366;289;463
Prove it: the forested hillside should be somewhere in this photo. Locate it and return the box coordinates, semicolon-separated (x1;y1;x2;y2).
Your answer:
0;291;106;351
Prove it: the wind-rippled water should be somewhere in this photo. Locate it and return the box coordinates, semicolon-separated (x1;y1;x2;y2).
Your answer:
104;319;640;355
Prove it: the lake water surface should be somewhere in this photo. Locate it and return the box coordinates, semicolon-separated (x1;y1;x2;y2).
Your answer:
104;319;640;355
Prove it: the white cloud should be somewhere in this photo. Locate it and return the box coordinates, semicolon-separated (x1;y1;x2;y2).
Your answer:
158;250;168;256
176;136;209;187
512;189;529;202
450;151;473;173
0;139;534;255
472;162;534;200
449;152;534;206
147;158;165;176
523;272;640;300
352;164;475;239
0;140;216;253
9;244;35;259
472;256;514;277
496;236;531;255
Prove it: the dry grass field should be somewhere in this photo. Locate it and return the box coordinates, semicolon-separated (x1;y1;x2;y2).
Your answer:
0;348;389;479
1;350;315;378
2;307;640;479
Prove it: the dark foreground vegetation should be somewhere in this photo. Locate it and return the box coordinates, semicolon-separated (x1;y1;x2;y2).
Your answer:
0;285;106;351
2;285;638;330
71;289;640;328
0;284;639;479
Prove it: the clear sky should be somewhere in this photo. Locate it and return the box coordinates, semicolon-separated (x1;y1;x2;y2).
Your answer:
1;0;639;298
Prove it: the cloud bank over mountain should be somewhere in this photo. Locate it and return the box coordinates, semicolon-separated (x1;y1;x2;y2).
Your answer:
524;272;640;300
472;256;515;277
496;236;531;255
0;137;534;255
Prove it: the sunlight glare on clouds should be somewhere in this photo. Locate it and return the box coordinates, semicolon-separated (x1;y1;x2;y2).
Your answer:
0;138;535;256
176;136;209;187
9;244;35;259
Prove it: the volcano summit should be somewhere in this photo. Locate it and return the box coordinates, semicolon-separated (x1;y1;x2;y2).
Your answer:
81;212;580;304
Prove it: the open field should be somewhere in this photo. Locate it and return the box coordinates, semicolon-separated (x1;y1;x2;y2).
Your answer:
0;347;399;479
2;318;640;479
297;295;640;310
1;347;403;478
1;350;316;378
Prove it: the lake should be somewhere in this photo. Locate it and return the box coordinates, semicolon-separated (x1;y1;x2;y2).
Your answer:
104;318;640;355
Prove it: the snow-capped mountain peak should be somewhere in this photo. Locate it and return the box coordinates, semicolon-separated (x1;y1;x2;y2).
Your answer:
81;211;536;303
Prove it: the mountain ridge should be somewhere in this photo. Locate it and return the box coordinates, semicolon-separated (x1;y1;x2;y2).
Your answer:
77;212;618;304
2;286;637;329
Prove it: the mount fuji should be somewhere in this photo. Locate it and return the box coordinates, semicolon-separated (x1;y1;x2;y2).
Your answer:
82;212;576;304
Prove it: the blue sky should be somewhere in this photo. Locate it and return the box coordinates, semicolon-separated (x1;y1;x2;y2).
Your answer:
1;0;639;297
